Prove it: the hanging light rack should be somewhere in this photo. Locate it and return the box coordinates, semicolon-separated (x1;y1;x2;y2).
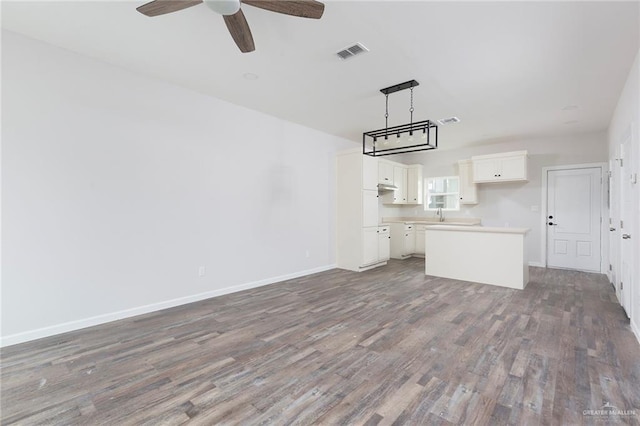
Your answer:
363;79;438;157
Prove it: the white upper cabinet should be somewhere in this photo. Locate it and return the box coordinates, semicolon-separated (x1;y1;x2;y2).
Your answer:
499;154;527;180
362;154;379;191
472;151;528;183
379;160;422;205
378;161;394;185
458;159;478;204
407;166;423;204
393;166;408;203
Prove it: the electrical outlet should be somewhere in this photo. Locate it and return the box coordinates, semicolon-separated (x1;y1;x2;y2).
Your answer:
198;266;206;277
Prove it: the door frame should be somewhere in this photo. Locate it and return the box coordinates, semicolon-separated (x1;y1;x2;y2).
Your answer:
540;162;608;272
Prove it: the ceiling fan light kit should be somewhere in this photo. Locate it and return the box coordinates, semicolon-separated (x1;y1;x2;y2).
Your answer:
136;0;325;53
203;0;240;15
363;80;438;157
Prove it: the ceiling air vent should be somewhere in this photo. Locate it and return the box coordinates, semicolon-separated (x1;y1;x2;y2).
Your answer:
437;117;461;125
336;42;369;60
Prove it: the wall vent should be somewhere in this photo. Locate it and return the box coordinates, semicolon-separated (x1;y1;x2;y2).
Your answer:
336;43;369;60
437;117;461;125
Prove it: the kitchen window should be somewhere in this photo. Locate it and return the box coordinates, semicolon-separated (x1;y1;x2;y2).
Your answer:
424;176;460;211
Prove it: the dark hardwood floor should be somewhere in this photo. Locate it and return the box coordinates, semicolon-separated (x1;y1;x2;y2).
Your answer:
2;259;639;425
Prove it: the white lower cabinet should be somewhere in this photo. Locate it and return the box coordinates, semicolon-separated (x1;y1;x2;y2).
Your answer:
404;229;416;255
390;223;416;259
378;226;390;261
362;227;380;266
415;225;427;255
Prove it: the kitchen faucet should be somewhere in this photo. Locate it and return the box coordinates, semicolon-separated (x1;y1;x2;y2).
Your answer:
436;207;445;222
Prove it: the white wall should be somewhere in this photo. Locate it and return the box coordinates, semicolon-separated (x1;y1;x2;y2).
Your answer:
607;49;640;341
1;31;355;346
382;132;609;266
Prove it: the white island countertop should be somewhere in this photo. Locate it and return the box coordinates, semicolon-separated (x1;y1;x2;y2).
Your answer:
425;225;530;234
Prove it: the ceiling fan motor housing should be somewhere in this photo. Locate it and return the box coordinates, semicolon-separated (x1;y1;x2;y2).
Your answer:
203;0;241;16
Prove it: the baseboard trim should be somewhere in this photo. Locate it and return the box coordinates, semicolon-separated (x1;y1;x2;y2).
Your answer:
632;319;640;346
528;261;545;268
0;264;337;348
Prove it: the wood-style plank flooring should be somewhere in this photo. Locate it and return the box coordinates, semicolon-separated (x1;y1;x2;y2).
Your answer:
2;259;640;425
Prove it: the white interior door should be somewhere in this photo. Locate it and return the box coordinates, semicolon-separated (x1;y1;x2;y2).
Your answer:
620;132;634;317
608;163;619;296
547;167;602;272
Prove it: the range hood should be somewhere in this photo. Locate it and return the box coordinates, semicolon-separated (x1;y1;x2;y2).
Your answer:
377;183;398;191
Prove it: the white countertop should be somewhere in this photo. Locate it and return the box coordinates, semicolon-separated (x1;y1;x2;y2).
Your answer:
425;225;530;234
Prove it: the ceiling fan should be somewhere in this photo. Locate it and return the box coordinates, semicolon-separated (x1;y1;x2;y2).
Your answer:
136;0;325;53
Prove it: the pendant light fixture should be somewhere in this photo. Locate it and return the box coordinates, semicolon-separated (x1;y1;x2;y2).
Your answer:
363;80;438;157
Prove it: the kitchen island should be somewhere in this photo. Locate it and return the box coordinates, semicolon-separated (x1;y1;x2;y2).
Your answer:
425;225;530;290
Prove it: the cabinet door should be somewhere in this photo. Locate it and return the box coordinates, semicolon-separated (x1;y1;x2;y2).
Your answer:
404;230;416;255
499;155;527;181
415;230;425;255
458;160;478;204
472;153;527;183
407;167;423;204
362;227;379;266
362;190;379;227
378;161;394;185
393;166;408;203
378;233;390;261
362;155;379;191
472;158;498;182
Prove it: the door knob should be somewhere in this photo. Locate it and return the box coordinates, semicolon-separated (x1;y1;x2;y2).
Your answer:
622;234;631;239
548;215;553;219
548;222;556;226
610;227;616;231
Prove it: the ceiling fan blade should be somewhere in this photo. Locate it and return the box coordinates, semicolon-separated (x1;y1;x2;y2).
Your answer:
242;0;324;19
137;0;202;17
224;10;255;53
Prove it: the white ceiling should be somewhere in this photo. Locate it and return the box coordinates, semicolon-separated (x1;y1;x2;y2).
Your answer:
2;1;639;150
